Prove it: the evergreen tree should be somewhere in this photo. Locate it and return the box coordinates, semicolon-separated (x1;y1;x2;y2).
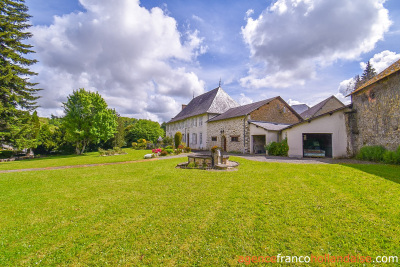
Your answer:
0;0;40;145
361;61;377;83
347;74;362;93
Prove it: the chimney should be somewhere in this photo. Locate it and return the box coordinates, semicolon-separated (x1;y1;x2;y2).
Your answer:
182;104;187;110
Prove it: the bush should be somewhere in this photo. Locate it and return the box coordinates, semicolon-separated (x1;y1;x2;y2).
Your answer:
356;145;386;162
165;145;173;149
265;138;289;156
165;149;174;154
160;150;168;156
163;136;174;147
137;139;147;149
382;146;400;165
99;147;125;156
131;142;138;149
184;146;191;153
0;150;14;159
174;132;182;148
187;162;198;168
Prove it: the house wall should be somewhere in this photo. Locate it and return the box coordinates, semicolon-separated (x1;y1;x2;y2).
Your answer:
166;114;208;149
207;116;249;153
282;111;349;158
249;98;301;124
249;124;280;153
349;71;400;152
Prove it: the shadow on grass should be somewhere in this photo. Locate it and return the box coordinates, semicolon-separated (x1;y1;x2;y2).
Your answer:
340;163;400;185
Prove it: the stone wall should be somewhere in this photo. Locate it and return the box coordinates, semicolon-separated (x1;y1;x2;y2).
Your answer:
249;98;301;124
207;116;249;152
349;71;400;153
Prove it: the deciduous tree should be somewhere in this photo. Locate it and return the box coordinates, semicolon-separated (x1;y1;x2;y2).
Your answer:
62;88;117;154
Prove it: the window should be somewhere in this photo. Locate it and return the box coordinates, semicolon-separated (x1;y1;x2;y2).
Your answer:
231;136;239;142
192;133;197;145
211;136;217;141
194;117;197;127
199;132;202;145
199;116;203;126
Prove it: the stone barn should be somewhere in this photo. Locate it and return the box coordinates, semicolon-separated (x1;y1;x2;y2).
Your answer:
347;59;400;153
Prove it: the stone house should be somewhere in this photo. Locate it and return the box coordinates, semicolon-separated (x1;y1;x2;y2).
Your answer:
206;97;302;153
166;87;239;149
346;59;400;153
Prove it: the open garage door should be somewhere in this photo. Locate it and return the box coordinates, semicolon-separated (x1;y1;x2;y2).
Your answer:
302;133;332;158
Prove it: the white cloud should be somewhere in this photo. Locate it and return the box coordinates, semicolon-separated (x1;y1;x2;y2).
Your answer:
360;50;400;73
238;93;253;105
32;0;206;122
241;0;392;89
287;99;305;106
245;9;254;19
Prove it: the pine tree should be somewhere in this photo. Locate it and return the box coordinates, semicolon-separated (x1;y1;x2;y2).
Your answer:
0;0;40;145
361;61;377;83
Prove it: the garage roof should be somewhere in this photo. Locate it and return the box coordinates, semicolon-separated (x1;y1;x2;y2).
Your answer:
249;121;291;131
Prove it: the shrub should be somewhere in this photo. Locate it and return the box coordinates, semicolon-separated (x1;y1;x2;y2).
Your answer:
98;148;106;156
113;147;123;154
174;132;182;148
187;162;197;168
356;145;386;162
165;148;174;154
184;146;191;153
382;146;400;165
99;147;125;156
0;150;15;159
165;145;173;149
137;139;147;149
131;142;138;149
160;150;168;156
265;138;289;156
152;148;162;154
163;136;174;147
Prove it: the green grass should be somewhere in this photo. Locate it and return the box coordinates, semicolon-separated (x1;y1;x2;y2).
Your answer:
1;158;400;266
0;148;151;171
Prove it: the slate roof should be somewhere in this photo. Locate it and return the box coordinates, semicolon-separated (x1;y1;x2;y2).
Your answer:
300;96;344;120
168;87;239;123
291;104;309;114
249;121;291;131
208;97;277;122
348;59;400;96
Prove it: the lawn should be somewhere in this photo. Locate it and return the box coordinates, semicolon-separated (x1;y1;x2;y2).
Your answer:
1;157;399;266
0;148;151;171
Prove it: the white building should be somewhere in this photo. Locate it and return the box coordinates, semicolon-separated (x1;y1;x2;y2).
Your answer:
166;87;239;149
282;102;351;158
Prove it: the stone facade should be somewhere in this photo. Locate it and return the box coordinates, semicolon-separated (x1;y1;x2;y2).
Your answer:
348;71;400;153
207;116;248;153
249;98;301;124
207;98;302;153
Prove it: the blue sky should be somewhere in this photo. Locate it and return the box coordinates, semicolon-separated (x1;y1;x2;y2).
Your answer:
26;0;400;122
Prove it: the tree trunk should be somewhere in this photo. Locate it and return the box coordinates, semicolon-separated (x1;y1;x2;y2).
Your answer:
76;142;81;155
